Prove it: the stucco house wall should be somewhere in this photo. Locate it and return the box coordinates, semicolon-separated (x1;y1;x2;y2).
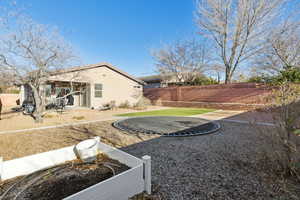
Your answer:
48;65;143;108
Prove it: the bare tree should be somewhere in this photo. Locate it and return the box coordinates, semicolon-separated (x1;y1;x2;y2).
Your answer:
152;39;210;83
195;0;285;83
0;71;12;92
254;16;300;75
207;64;223;83
0;17;77;122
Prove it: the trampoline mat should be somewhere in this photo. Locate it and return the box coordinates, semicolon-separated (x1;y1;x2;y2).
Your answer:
113;116;220;137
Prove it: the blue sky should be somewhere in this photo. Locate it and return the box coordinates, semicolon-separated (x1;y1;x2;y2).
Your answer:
24;0;197;77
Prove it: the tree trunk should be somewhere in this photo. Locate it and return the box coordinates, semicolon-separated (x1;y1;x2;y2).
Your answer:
224;65;232;84
225;72;231;84
29;84;44;123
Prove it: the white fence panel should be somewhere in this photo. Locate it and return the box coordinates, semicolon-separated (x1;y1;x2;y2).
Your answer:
64;165;144;200
1;146;77;180
98;142;142;168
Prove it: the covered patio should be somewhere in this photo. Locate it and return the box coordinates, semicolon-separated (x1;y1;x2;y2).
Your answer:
20;80;91;108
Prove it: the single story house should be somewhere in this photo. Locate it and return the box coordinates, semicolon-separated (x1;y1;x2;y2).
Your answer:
139;75;167;89
20;62;145;109
139;74;184;89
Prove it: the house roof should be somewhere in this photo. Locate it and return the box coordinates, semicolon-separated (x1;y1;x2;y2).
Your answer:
139;75;163;83
50;62;146;85
139;74;175;83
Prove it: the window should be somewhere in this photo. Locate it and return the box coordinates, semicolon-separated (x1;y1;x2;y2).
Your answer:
94;83;103;98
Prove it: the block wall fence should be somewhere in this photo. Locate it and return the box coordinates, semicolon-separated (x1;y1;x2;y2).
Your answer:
144;83;272;110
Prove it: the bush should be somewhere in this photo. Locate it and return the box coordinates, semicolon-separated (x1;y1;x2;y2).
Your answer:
72;116;85;120
247;67;300;85
256;83;300;180
247;76;265;83
189;76;218;86
153;98;162;106
275;67;300;84
118;100;131;109
6;89;20;94
43;114;55;118
0;87;19;94
133;96;152;109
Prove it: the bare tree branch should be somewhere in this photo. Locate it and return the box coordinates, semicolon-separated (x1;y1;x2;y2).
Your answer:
152;39;211;83
0;14;78;122
253;13;300;75
195;0;286;83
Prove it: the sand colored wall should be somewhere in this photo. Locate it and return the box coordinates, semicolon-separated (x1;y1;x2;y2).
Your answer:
0;94;20;107
48;66;143;108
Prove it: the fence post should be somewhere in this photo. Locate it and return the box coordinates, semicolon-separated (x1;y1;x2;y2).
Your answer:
142;155;151;195
94;136;101;154
0;157;3;181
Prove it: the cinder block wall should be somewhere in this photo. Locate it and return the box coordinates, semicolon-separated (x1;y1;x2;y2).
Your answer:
144;83;272;110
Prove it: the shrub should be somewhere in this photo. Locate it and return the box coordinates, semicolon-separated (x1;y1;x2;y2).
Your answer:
189;76;218;86
153;98;162;106
72;116;85;120
6;89;20;94
43;114;55;118
247;76;265;83
247;67;300;85
134;96;152;109
118;100;131;109
256;83;300;180
275;67;300;84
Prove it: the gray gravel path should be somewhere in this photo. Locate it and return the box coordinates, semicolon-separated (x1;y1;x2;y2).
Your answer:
122;121;298;200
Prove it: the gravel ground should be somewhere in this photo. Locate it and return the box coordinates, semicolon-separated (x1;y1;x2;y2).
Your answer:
122;121;300;200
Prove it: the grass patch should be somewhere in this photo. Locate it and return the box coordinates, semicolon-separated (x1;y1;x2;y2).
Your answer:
72;116;85;120
116;108;215;117
43;114;55;118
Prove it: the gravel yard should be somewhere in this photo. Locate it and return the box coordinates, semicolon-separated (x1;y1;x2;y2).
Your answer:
123;121;300;200
0;117;299;199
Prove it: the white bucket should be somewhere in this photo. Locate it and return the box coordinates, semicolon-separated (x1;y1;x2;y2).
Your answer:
75;138;99;162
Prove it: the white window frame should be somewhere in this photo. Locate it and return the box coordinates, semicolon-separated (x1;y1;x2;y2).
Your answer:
94;83;103;98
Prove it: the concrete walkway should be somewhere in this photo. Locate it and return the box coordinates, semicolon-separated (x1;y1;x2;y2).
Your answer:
193;110;275;126
192;110;245;120
0;116;126;135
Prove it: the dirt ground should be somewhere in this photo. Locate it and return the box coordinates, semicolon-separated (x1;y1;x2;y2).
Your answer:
0;120;158;160
0;106;167;132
